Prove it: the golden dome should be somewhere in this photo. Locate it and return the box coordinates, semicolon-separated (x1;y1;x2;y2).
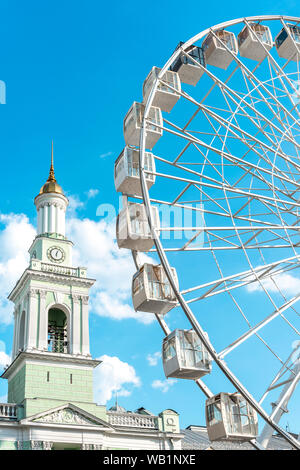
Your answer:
39;180;64;195
39;141;64;195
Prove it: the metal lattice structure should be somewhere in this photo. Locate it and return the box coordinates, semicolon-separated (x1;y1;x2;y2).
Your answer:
116;15;300;450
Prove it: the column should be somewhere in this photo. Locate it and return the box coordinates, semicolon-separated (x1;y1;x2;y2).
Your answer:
38;290;48;350
37;207;43;235
43;205;48;233
60;206;66;236
72;295;81;354
81;296;90;356
26;289;39;350
12;308;18;359
55;203;59;235
49;203;55;233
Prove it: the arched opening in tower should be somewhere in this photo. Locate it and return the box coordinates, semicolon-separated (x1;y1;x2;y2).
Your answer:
48;308;68;354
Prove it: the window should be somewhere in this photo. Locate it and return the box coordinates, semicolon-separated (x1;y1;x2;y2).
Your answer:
163;337;176;361
207;403;222;424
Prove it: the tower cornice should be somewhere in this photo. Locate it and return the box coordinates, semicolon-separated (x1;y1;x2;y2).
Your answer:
8;266;96;303
1;351;101;381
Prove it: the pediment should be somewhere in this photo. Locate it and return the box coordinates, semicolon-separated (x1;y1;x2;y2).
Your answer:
23;403;113;428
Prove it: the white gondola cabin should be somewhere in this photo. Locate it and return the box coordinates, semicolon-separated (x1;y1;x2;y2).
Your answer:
123;102;163;149
238;23;273;61
170;42;206;86
275;24;300;61
116;203;160;252
162;329;212;380
205;393;258;442
202;30;238;70
132;263;178;315
143;67;181;113
114;147;155;196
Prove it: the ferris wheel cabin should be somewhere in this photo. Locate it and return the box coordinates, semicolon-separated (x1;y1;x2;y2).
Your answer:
114;147;156;196
275;24;300;61
132;263;178;315
116;203;160;252
143;67;181;113
162;329;212;380
238;23;273;61
205;393;258;442
123;101;163;149
170;42;206;86
202;30;238;70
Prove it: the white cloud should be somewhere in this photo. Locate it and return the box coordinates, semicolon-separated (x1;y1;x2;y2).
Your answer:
0;351;11;370
93;354;141;404
151;379;177;393
67;216;155;324
0;196;156;328
147;351;162;366
0;213;36;325
246;271;300;295
86;189;99;199
67;195;85;217
99;151;113;159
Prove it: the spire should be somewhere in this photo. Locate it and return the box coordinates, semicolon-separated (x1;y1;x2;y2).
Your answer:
37;141;64;196
47;140;56;183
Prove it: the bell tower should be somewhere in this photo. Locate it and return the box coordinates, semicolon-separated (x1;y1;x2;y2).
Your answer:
1;144;104;420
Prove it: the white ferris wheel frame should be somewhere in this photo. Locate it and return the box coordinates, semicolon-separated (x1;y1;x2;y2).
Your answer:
129;15;300;450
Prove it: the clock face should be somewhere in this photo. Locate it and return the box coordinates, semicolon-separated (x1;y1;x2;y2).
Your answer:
47;246;65;263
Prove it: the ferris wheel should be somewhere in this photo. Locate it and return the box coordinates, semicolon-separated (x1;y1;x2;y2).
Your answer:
114;15;300;450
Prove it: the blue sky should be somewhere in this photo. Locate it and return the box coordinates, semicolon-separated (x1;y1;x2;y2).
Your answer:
0;0;299;434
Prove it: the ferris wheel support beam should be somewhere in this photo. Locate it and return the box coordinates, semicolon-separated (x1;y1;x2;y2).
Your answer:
257;354;300;449
139;52;300;448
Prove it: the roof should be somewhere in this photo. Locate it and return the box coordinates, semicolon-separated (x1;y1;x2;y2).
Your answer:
181;425;297;450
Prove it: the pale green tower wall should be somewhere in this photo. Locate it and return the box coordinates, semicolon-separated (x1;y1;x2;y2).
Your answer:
8;363;94;404
7;361;107;421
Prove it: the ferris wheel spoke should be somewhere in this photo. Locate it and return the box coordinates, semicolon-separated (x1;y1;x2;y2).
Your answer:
146;167;300;212
183;48;300;150
176;55;300;155
204;229;300;371
177;84;300;165
217;292;300;360
220;86;300;163
181;256;299;298
243;18;300;116
158;116;300;189
209;28;300;131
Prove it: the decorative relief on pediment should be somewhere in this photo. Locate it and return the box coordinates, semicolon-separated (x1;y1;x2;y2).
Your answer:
33;408;99;426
